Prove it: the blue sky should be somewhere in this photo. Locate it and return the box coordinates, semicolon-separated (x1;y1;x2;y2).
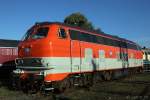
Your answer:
0;0;150;47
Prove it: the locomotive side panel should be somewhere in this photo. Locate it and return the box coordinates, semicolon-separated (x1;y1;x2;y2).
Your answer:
44;25;143;82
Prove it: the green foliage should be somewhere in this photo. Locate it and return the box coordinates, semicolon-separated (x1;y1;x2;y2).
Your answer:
95;28;102;33
64;12;102;32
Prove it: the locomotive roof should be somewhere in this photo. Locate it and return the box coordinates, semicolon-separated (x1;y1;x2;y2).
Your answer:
35;22;136;45
0;39;19;47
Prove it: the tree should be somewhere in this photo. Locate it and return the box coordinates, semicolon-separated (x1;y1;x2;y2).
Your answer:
95;28;102;33
64;12;100;31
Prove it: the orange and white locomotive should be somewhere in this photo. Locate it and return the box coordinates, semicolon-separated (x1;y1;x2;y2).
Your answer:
13;22;143;91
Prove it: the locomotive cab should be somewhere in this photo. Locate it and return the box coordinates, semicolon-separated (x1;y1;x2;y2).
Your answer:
13;22;71;91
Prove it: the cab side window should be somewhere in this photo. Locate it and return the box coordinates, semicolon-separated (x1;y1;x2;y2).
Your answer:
58;28;67;38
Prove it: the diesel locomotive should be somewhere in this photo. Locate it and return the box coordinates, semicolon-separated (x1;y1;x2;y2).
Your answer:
13;22;143;92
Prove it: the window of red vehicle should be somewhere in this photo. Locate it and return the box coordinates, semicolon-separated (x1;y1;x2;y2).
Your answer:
31;27;49;39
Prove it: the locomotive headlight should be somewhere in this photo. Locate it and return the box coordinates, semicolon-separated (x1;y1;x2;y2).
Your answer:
41;58;50;67
41;59;45;63
20;59;24;64
41;59;47;66
16;59;23;65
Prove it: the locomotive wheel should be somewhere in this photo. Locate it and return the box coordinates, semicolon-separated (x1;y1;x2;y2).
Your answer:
86;73;93;86
61;78;71;90
19;79;40;94
54;78;70;93
78;76;84;87
93;72;101;84
139;68;143;73
20;80;29;93
103;71;112;81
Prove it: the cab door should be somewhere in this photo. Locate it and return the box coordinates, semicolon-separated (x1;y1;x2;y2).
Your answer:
70;40;81;72
69;30;81;73
120;42;129;68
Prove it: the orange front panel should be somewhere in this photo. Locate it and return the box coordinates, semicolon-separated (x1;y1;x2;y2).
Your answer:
44;73;69;81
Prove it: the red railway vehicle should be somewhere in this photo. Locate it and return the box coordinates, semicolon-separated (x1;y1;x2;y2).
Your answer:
13;22;143;92
0;39;19;78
